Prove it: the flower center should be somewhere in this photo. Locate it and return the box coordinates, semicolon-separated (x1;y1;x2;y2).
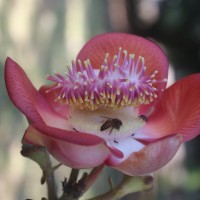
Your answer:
69;106;145;140
47;48;167;110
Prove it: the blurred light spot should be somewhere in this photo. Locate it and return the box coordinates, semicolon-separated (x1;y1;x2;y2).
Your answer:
8;0;35;43
0;0;3;8
39;11;57;35
65;0;86;60
137;0;160;27
108;0;129;32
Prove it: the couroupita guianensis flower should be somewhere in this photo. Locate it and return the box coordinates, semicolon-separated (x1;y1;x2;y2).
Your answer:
5;33;200;176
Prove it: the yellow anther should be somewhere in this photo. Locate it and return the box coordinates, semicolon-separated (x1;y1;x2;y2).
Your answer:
116;89;120;95
144;89;149;95
104;53;109;63
123;50;128;56
79;98;83;103
163;78;168;82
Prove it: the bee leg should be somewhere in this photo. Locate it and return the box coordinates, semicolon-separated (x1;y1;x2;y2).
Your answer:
109;127;114;135
131;133;135;136
114;140;118;143
138;115;147;122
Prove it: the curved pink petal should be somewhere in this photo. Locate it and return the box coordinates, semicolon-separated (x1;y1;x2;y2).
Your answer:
109;134;182;176
5;57;71;130
23;126;110;168
77;33;168;80
137;74;200;142
77;33;168;112
5;57;44;124
106;137;145;165
27;123;104;146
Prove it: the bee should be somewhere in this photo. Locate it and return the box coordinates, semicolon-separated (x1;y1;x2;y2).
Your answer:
100;117;122;134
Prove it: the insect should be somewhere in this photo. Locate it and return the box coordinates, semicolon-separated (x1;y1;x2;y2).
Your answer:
72;127;79;132
100;117;122;134
138;115;147;122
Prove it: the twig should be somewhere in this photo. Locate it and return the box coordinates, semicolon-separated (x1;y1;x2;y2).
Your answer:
87;175;153;200
21;143;58;200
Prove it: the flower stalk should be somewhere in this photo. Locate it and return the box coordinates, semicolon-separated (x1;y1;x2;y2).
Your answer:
87;175;153;200
21;143;58;200
21;144;153;200
60;168;85;200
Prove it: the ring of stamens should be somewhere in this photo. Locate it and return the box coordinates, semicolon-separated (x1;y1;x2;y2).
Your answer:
46;47;167;110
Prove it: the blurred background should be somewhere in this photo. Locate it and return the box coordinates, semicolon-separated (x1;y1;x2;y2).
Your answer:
0;0;200;199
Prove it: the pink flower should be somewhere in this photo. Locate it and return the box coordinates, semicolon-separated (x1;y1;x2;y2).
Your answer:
5;33;200;175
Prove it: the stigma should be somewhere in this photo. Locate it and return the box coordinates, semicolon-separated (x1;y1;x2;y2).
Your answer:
46;48;167;110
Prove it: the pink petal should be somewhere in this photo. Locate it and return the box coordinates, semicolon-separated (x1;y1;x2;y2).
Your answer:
5;57;44;124
5;57;71;130
23;126;110;168
110;134;182;176
28;123;104;146
137;74;200;142
77;33;168;79
77;33;168;111
106;137;145;165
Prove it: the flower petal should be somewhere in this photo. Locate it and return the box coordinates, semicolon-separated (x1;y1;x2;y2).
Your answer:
5;57;71;130
5;57;44;124
26;122;104;146
137;74;200;142
106;137;145;165
24;126;110;168
77;33;168;111
111;134;182;176
77;33;168;79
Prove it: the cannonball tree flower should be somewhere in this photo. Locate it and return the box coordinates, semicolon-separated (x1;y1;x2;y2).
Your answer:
5;33;200;176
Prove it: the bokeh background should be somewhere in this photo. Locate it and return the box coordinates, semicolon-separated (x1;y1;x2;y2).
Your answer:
0;0;200;199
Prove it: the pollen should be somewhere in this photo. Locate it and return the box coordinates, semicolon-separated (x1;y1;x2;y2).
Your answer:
46;48;167;110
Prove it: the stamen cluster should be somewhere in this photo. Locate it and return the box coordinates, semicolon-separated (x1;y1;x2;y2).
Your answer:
47;48;166;110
